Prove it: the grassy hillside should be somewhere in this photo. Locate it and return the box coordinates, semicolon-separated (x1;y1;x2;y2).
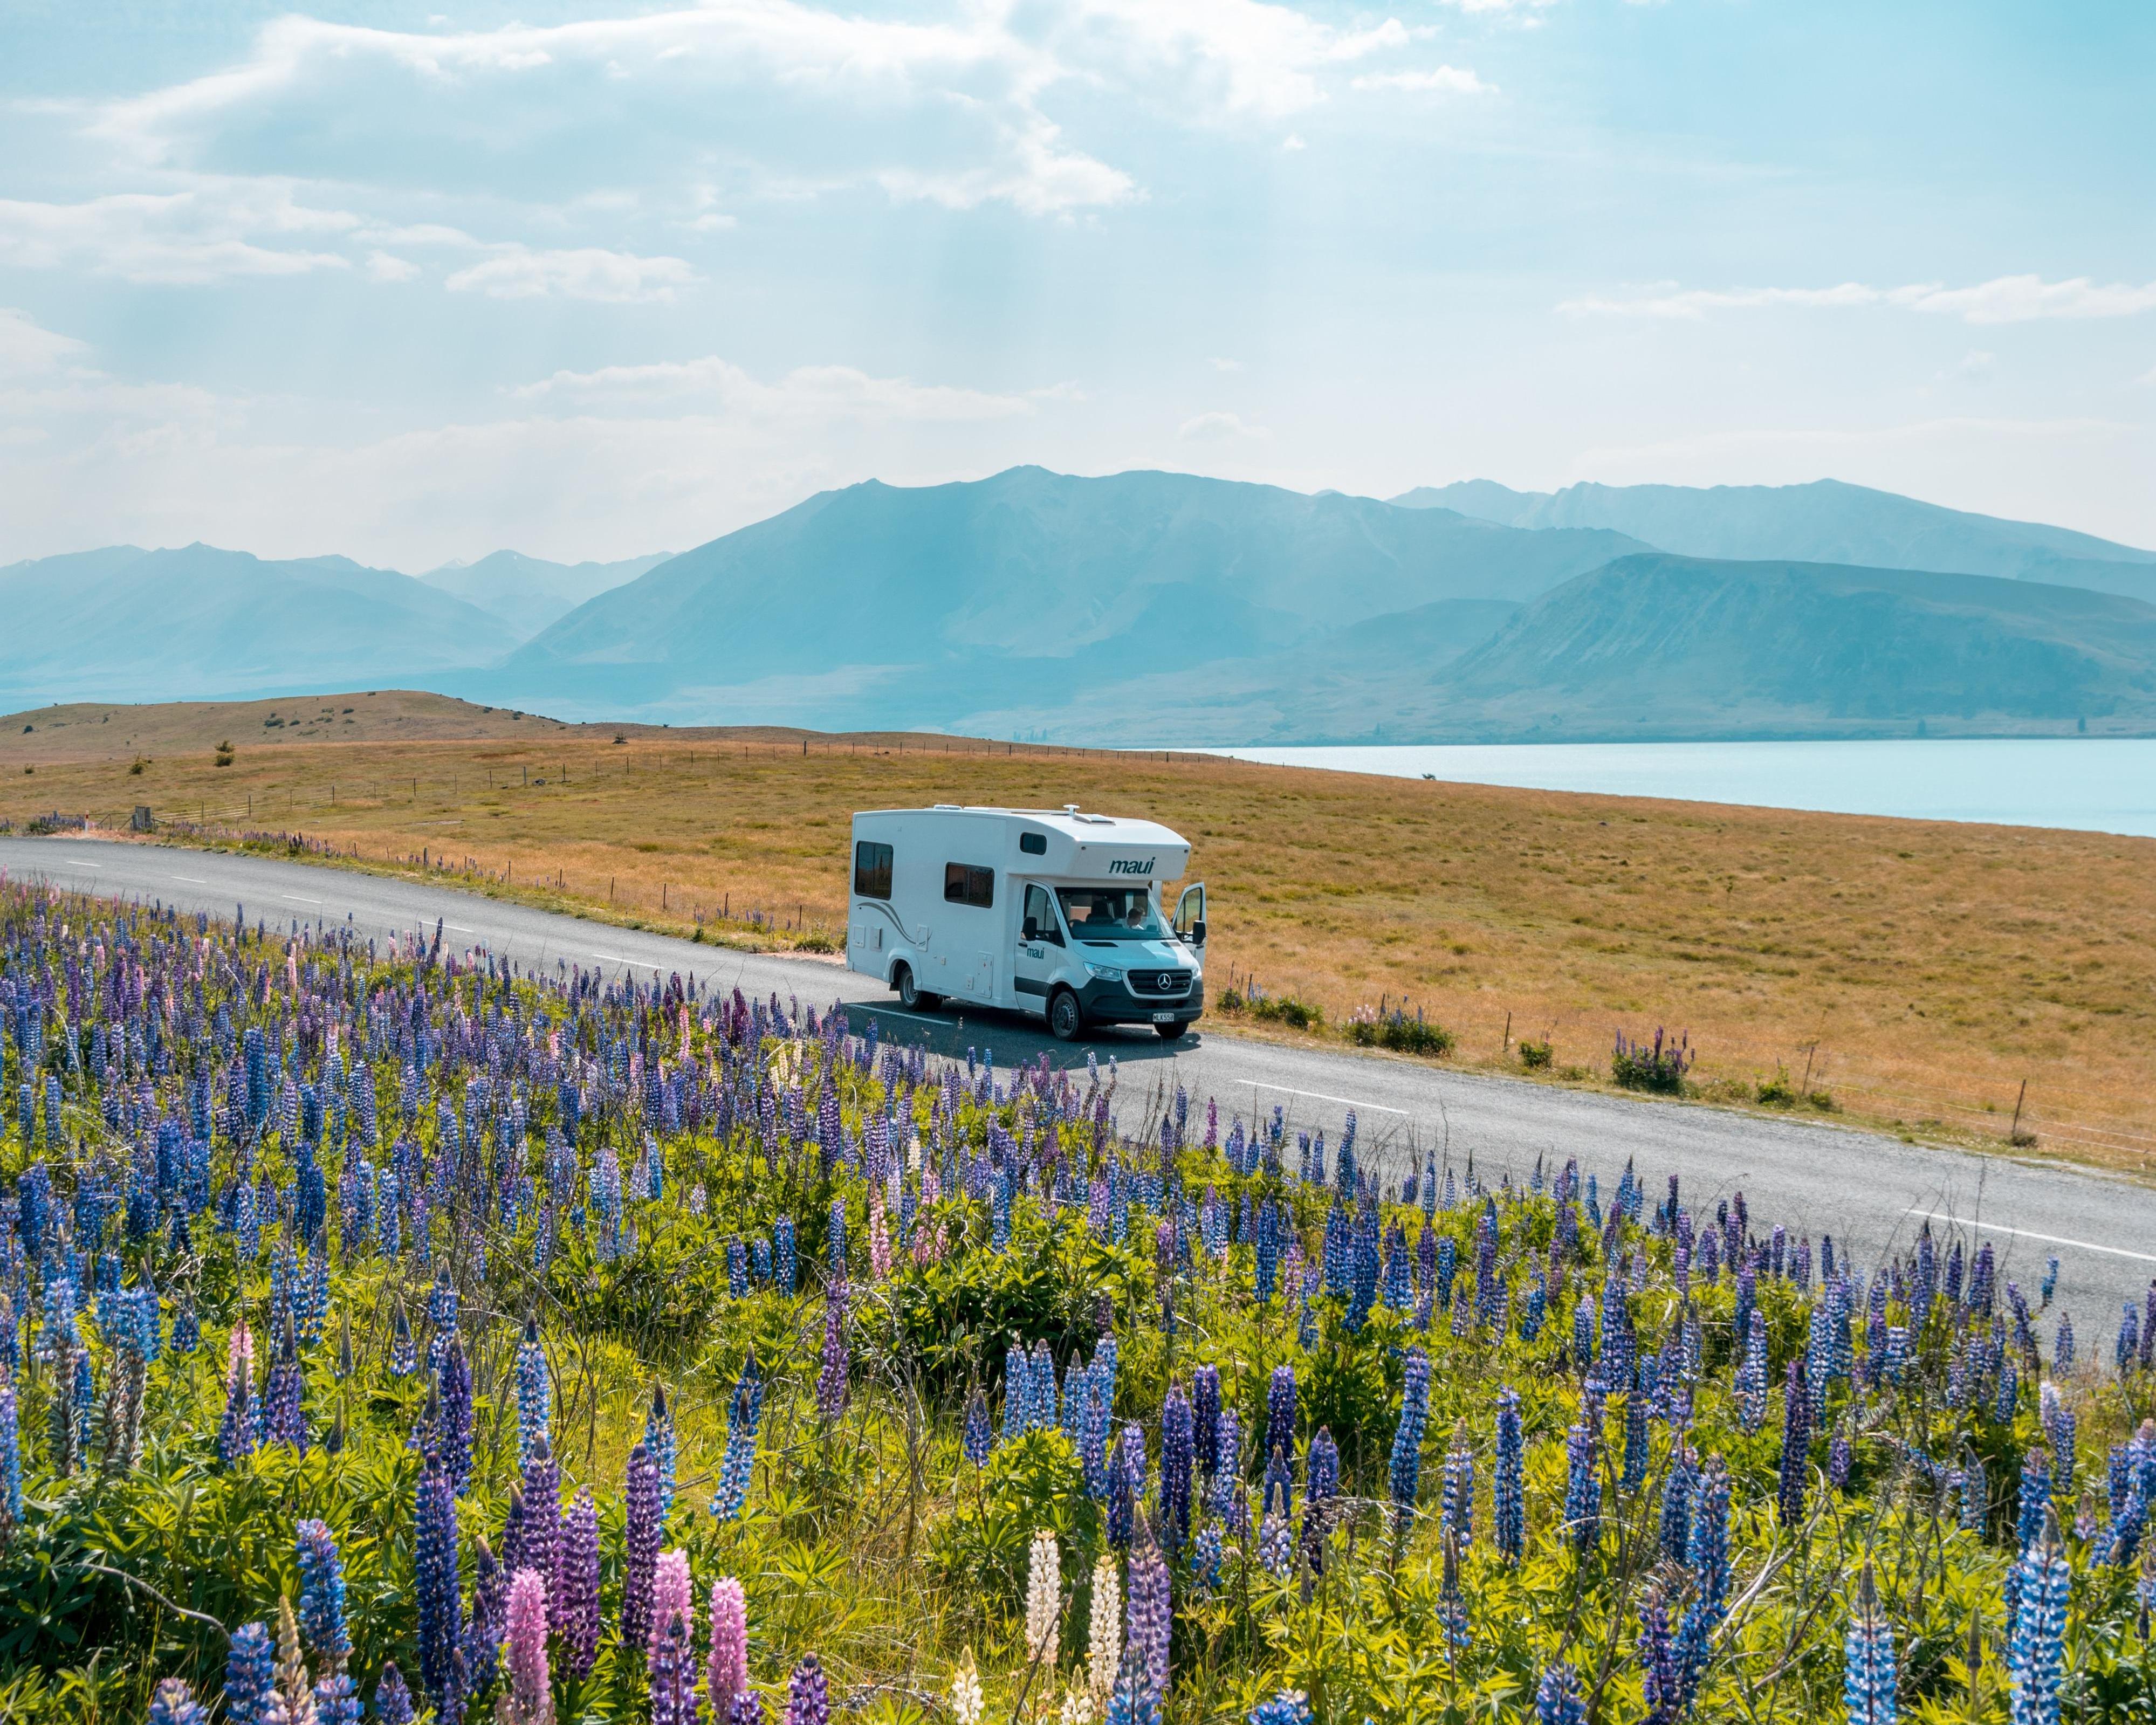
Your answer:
4;698;2153;1173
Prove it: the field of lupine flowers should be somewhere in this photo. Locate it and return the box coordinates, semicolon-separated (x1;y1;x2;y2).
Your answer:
2;879;2154;1725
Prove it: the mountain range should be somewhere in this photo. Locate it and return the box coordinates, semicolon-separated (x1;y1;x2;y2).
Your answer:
419;549;669;634
5;471;2154;742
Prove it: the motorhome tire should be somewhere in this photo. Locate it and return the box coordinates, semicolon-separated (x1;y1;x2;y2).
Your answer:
1048;988;1085;1042
894;964;939;1012
1154;1022;1189;1041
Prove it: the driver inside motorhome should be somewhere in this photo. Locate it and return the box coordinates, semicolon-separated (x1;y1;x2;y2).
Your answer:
1059;886;1165;937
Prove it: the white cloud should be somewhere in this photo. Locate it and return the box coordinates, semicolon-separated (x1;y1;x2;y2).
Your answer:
1891;274;2156;325
0;308;90;376
1562;273;2156;325
1281;133;1306;150
445;246;696;303
0;182;356;283
512;353;1037;420
1178;409;1266;441
1209;357;1242;372
366;251;421;283
1351;66;1492;95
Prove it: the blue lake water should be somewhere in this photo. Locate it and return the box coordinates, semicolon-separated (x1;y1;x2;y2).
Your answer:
1202;739;2156;839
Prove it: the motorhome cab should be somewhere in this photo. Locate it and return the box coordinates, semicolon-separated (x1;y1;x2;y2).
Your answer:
847;805;1207;1041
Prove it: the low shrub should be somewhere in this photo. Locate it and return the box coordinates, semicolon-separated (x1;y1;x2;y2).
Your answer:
1346;1003;1453;1056
1251;994;1322;1030
1756;1067;1797;1107
1516;1037;1553;1070
1612;1026;1692;1094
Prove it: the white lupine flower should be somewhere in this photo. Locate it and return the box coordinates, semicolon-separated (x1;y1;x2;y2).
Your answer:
1060;1682;1094;1725
951;1650;985;1725
1087;1555;1121;1707
1027;1530;1062;1668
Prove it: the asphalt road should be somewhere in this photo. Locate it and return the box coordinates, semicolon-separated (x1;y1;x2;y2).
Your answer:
6;836;2153;1342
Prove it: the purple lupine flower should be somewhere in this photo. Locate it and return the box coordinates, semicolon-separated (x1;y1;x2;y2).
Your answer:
463;1536;504;1699
296;1517;352;1672
1191;1365;1221;1480
2016;1448;2052;1555
224;1622;277;1725
1159;1385;1193;1551
816;1281;850;1420
1125;1520;1172;1705
519;1437;561;1625
1564;1402;1602;1555
1777;1358;1812;1525
558;1487;601;1679
373;1663;416;1725
1439;1417;1473;1548
437;1337;473;1495
709;1577;750;1712
1212;1408;1247;1535
1300;1428;1339;1571
151;1678;209;1725
1265;1366;1295;1470
1692;1456;1732;1618
963;1390;991;1467
414;1452;463;1719
650;1610;699;1725
621;1441;663;1651
786;1654;830;1725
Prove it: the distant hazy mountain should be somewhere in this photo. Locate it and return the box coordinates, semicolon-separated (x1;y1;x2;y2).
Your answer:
1341;555;2156;743
486;466;1645;725
0;544;517;705
420;549;670;638
1390;478;2156;602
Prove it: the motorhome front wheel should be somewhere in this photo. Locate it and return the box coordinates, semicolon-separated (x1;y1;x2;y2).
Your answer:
1048;989;1085;1041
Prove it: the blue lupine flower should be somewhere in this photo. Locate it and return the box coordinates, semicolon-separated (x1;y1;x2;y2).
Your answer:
296;1517;351;1671
2007;1515;2068;1725
1844;1566;1897;1725
1389;1350;1431;1513
1536;1663;1586;1725
1245;1691;1314;1725
223;1622;277;1725
513;1315;550;1466
1494;1387;1525;1562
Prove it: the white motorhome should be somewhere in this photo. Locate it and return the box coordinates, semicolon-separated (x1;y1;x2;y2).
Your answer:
846;805;1207;1041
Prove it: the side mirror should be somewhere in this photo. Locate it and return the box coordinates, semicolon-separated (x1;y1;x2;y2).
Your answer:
1187;919;1207;946
1022;918;1040;941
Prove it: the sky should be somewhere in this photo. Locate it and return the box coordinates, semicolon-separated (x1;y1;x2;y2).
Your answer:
1;0;2151;571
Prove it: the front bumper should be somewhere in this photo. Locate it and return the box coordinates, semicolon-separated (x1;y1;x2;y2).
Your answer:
1076;977;1205;1025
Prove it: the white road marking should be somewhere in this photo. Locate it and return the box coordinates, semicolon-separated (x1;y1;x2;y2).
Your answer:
74;862;100;868
857;1006;946;1025
444;924;473;933
1902;1207;2156;1266
591;952;650;967
282;895;321;905
1247;1081;1411;1118
169;875;207;884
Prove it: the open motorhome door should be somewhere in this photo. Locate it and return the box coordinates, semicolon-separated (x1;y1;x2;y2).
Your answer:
1172;882;1207;954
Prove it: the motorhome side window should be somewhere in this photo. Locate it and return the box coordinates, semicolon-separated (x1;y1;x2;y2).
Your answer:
853;841;893;901
944;863;994;908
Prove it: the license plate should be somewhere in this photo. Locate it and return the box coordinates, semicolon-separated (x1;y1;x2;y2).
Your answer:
1152;1012;1176;1023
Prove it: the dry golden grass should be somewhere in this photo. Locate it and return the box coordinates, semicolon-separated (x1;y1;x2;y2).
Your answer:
5;693;2152;1172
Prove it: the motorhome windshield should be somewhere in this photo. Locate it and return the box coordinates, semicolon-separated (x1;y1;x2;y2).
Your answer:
1056;886;1166;941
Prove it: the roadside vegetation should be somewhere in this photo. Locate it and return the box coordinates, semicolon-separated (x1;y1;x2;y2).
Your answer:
3;697;2153;1172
